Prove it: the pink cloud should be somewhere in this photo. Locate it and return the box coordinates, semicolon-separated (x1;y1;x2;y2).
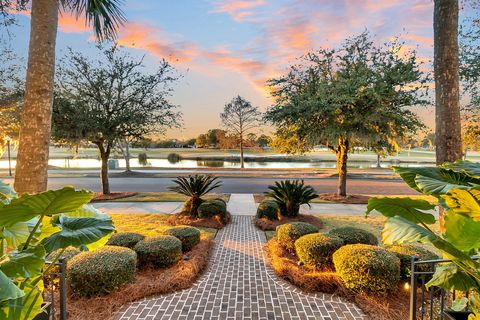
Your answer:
210;0;266;21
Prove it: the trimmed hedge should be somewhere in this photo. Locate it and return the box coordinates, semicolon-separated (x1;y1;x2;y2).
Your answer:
197;199;227;218
107;232;145;249
277;222;319;250
333;244;400;293
328;227;378;245
67;246;137;297
162;226;201;252
386;244;439;279
47;246;81;262
295;233;344;269
256;200;279;220
134;235;183;268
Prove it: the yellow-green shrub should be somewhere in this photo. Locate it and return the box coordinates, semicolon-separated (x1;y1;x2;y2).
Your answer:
328;227;378;245
256;200;279;220
295;233;344;269
333;244;400;293
134;235;182;268
107;232;145;249
162;226;201;252
67;246;137;297
386;244;439;279
277;222;319;250
197;199;227;218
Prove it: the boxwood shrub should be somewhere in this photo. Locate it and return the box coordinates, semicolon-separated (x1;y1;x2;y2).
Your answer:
386;244;439;279
328;227;378;245
197;199;227;218
67;246;137;297
333;244;400;293
295;233;344;269
107;232;145;249
256;200;279;220
162;226;201;252
134;235;183;268
277;222;319;250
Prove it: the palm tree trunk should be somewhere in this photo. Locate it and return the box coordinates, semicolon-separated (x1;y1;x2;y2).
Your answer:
434;0;462;165
14;0;58;194
336;137;349;197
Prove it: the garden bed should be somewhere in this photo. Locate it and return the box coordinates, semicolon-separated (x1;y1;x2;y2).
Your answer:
66;235;214;320
266;237;410;320
168;211;231;229
91;192;138;202
254;214;323;231
94;192;230;203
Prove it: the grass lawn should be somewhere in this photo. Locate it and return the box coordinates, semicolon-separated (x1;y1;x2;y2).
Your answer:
110;192;230;203
254;193;438;204
110;213;218;239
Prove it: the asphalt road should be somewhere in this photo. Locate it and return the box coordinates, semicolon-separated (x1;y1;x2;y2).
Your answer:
1;176;417;195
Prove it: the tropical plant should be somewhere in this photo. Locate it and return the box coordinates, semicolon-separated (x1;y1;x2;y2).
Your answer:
168;175;222;217
0;0;126;194
366;161;480;316
0;181;114;319
265;180;317;217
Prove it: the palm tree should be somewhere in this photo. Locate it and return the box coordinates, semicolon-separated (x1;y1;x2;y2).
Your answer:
434;0;462;165
8;0;125;194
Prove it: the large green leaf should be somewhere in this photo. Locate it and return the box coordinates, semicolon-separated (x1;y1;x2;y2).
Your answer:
426;263;478;291
393;167;480;195
64;204;109;219
0;181;16;204
0;278;43;320
442;161;480;179
1;222;31;249
42;215;114;253
366;197;436;224
444;211;480;252
442;188;480;221
0;187;93;227
0;246;45;279
0;270;24;303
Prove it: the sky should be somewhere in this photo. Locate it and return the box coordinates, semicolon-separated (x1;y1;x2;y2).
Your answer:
1;0;460;139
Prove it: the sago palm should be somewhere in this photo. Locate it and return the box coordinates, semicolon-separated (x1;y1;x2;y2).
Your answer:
2;0;125;194
265;180;318;217
168;174;222;217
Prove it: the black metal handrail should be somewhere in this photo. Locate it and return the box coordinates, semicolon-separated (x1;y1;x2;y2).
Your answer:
409;256;479;320
42;258;67;320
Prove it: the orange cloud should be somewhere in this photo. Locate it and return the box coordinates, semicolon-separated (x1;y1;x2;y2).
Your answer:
405;34;434;47
210;0;265;21
58;13;88;33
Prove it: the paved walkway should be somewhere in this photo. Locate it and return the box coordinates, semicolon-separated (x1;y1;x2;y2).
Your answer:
227;194;258;216
116;195;366;320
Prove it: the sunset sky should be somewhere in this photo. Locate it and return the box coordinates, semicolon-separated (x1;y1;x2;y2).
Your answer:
3;0;472;139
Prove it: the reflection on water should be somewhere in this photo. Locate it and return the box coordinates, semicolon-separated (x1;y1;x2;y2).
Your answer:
0;158;434;169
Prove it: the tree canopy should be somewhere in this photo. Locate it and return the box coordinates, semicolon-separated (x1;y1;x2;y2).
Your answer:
265;32;428;195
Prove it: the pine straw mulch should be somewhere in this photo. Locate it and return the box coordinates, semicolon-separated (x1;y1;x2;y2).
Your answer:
317;193;370;204
265;238;410;320
90;192;138;202
167;211;232;229
254;214;323;231
65;235;214;320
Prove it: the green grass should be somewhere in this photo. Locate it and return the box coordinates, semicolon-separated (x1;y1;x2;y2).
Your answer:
110;192;230;203
254;194;438;204
110;213;218;239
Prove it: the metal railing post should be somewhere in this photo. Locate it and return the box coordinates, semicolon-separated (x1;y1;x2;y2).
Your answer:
59;258;67;320
409;256;418;320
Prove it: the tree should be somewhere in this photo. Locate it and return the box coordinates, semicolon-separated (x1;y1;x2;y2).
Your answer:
220;96;261;168
52;44;181;194
434;0;462;165
0;0;125;194
256;134;271;148
265;33;427;196
195;134;208;148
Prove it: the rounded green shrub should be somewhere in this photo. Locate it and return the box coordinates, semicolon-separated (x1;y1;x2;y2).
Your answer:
47;246;81;262
256;200;279;220
107;232;145;249
162;226;201;252
67;246;137;297
295;233;344;269
197;199;227;218
134;235;182;268
386;244;439;279
328;227;378;245
333;244;400;293
277;222;319;250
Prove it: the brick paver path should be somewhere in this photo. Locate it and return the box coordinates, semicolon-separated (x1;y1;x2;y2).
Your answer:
117;202;366;319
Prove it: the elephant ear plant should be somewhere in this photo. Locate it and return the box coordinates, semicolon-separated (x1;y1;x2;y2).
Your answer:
366;161;480;318
0;181;114;320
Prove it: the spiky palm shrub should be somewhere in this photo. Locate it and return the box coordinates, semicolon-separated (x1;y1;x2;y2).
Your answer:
168;174;222;217
265;180;318;217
